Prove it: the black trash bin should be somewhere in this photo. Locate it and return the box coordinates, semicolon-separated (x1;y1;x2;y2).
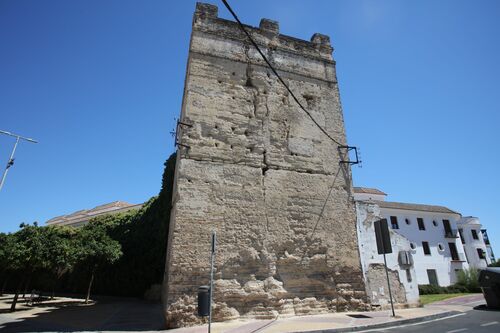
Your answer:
479;267;500;309
198;285;210;316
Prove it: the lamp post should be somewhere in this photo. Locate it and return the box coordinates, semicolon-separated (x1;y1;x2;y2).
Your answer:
0;130;38;192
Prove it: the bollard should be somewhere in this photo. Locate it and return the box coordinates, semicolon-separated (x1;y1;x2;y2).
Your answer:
198;285;210;316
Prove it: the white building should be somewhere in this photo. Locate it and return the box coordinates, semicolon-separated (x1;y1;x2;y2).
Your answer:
356;199;420;307
46;201;143;227
354;187;485;289
457;216;492;268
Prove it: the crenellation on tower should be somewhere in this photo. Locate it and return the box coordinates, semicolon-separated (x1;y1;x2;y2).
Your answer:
194;2;218;19
259;18;279;35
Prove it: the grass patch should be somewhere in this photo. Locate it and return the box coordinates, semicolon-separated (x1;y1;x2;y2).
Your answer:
419;293;473;305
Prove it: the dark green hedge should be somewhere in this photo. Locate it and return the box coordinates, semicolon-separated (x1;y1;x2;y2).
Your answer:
6;153;176;298
85;152;177;297
418;284;471;295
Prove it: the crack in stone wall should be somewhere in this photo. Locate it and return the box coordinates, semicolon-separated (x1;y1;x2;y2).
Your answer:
163;3;368;328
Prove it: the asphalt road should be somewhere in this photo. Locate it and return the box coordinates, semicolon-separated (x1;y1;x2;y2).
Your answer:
364;306;500;333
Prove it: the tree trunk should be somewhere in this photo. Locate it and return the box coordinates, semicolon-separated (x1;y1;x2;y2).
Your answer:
22;275;32;298
51;275;59;300
1;276;9;296
10;277;25;312
85;269;95;304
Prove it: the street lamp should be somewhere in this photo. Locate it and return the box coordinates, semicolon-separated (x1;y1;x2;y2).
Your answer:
0;129;38;192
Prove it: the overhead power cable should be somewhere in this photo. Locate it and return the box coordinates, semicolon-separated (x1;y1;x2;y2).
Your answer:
221;0;343;147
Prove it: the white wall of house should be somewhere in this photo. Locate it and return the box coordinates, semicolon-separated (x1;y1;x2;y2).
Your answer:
356;202;419;307
457;217;491;268
378;208;469;286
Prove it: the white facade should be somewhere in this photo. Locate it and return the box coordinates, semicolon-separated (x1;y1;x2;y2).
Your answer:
356;201;419;307
457;216;491;268
377;205;468;286
353;187;477;288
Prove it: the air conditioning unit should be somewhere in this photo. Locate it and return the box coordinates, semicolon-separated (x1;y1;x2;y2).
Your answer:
398;251;414;266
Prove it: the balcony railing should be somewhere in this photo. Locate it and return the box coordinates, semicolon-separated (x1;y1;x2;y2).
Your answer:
444;229;459;238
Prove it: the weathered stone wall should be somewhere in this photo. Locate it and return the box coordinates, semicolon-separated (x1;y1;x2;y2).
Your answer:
163;3;368;328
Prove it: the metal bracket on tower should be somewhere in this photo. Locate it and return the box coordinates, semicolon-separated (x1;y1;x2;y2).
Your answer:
173;119;193;149
338;145;361;166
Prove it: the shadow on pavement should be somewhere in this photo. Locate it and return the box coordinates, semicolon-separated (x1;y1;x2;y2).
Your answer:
0;297;165;332
473;304;500;312
0;308;31;314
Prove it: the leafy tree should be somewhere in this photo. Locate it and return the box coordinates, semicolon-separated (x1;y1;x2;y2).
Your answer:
42;226;78;298
74;152;176;298
456;268;480;292
9;222;49;311
0;152;176;301
0;232;17;295
76;220;122;303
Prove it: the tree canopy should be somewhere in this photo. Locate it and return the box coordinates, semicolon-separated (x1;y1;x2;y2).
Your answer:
0;153;176;305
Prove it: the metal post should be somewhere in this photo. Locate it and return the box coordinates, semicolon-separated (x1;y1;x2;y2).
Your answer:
382;251;395;317
208;231;216;333
0;130;38;192
0;136;20;192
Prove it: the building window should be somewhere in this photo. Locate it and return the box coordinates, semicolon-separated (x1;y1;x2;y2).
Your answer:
427;269;439;286
443;219;454;238
482;229;490;245
422;241;431;255
477;248;486;259
458;229;465;244
417;218;425;231
390;216;399;229
472;229;479;240
449;242;459;261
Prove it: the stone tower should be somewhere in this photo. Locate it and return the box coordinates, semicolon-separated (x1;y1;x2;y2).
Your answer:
163;3;367;328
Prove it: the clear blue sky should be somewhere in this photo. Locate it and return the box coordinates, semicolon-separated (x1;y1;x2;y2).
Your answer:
1;0;499;256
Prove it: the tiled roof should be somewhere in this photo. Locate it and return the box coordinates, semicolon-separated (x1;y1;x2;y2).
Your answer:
46;201;143;226
353;187;387;195
373;200;461;215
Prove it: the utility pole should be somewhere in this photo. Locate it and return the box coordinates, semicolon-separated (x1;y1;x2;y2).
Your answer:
0;130;38;192
374;218;395;317
208;231;216;333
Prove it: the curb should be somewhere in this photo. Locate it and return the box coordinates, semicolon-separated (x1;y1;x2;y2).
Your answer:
292;311;461;333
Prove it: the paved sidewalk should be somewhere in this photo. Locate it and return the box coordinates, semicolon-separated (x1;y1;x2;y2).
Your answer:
0;294;164;332
0;294;484;332
169;294;487;333
168;307;457;333
428;293;484;307
423;293;486;315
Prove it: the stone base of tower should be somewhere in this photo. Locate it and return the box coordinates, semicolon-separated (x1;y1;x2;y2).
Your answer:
162;161;369;328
